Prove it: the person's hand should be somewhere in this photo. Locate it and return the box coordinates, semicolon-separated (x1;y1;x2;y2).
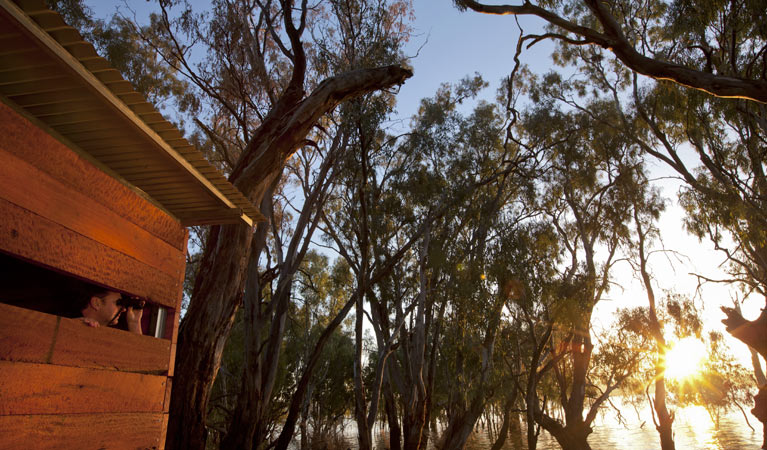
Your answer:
124;300;145;335
80;317;100;327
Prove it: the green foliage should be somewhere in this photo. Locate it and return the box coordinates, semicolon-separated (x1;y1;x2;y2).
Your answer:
46;0;196;124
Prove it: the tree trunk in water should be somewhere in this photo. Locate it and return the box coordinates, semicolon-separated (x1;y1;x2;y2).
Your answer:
489;397;514;450
653;369;675;450
634;209;675;450
383;379;402;450
299;379;315;450
401;406;427;449
508;412;523;449
274;291;360;450
440;320;499;449
439;401;485;450
752;385;767;449
655;380;675;450
353;292;372;450
548;426;593;450
534;333;595;450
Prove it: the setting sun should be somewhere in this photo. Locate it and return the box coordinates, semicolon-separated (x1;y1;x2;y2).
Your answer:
664;337;707;381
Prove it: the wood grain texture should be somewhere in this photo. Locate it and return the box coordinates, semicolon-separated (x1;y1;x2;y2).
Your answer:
0;302;58;363
0;197;180;308
0;303;170;373
0;412;165;450
159;414;169;450
0;101;186;251
163;378;172;413
52;316;170;373
0;147;185;280
0;361;166;415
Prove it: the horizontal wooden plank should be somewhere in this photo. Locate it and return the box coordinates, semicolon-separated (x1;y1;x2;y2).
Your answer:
0;412;165;450
0;197;180;308
0;301;57;363
53;316;170;373
0;361;166;415
0;148;185;281
0;303;170;373
0;101;187;251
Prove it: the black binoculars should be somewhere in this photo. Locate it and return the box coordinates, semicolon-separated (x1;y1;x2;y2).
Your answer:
117;295;146;309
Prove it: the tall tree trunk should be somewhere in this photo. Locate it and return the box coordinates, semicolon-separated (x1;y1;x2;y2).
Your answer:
439;391;488;450
219;186;273;450
633;203;675;450
383;375;402;450
167;222;253;450
533;330;596;450
401;231;430;449
223;283;292;449
654;375;675;450
299;382;313;450
223;121;339;449
353;289;372;450
440;303;502;449
401;403;427;449
274;290;360;450
560;335;594;450
166;65;412;450
490;392;518;450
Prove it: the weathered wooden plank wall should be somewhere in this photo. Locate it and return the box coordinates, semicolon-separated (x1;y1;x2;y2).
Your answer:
0;101;188;449
0;101;185;307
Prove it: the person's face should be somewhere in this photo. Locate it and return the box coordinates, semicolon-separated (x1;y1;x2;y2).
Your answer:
93;291;125;326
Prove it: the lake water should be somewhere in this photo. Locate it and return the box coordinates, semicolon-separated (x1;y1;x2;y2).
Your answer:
323;405;764;449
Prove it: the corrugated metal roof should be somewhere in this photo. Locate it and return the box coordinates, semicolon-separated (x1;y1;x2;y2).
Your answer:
0;0;262;226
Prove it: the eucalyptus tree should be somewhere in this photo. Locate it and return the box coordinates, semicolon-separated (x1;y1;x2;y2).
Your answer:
455;0;767;103
505;5;767;430
514;88;647;450
287;252;356;449
477;0;767;362
427;105;543;450
377;75;508;450
221;125;347;449
499;221;560;450
615;294;757;435
316;85;442;449
619;171;679;450
137;1;414;448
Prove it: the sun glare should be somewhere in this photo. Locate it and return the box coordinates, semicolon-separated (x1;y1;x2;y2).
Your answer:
664;337;707;381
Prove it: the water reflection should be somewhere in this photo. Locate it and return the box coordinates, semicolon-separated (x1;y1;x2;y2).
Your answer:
358;406;761;449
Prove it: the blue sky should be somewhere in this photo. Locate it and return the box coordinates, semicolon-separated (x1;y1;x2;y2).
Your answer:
395;1;550;120
91;1;551;120
88;0;763;365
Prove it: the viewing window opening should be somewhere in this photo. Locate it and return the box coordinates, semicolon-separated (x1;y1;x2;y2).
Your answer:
0;251;169;338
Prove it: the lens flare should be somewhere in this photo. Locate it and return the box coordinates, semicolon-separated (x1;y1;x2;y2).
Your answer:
664;336;707;381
